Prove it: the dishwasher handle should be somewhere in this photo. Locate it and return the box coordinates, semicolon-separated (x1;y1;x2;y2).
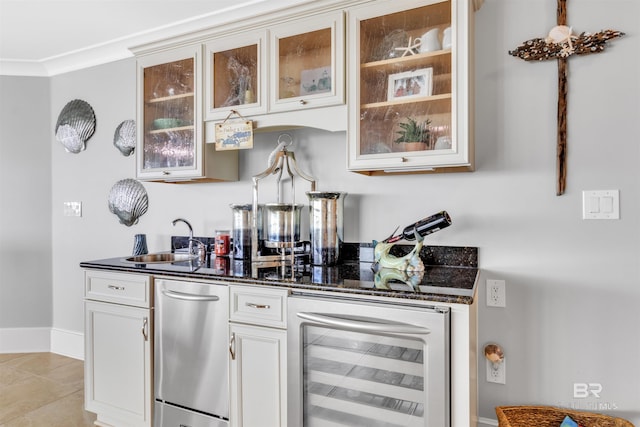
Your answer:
161;289;220;302
296;312;431;335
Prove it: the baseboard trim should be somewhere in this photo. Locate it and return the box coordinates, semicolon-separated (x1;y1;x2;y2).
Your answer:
0;327;51;353
478;416;499;426
50;327;84;360
0;327;84;360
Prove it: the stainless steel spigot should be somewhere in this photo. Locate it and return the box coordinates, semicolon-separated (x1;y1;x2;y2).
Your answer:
172;218;194;255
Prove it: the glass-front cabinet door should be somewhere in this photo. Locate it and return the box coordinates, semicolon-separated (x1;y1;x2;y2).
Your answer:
269;12;344;113
347;0;474;174
205;31;268;121
137;45;201;180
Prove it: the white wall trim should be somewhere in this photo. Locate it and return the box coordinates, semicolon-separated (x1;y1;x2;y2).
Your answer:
0;0;323;77
50;328;84;361
0;327;84;360
0;327;51;353
478;416;499;426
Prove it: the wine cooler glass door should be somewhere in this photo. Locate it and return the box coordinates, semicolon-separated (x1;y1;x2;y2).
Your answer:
288;295;450;427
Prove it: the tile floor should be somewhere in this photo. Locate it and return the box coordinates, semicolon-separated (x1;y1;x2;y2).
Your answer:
0;352;97;427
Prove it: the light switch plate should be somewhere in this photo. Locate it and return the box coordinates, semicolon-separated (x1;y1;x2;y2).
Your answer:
582;190;619;220
63;201;82;217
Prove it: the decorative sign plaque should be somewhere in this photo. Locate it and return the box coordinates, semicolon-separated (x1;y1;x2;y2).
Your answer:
215;110;254;151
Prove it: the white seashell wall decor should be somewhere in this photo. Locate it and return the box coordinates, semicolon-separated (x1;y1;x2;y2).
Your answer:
113;120;136;156
55;99;96;153
108;179;149;227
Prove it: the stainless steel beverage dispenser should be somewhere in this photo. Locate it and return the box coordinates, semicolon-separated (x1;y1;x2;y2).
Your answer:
230;204;262;260
306;191;347;265
251;134;315;269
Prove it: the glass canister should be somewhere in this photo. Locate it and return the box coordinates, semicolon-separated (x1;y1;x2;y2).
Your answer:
230;204;263;260
306;191;347;266
264;203;303;243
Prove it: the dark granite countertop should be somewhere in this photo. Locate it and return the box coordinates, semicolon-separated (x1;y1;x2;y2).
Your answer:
80;243;479;304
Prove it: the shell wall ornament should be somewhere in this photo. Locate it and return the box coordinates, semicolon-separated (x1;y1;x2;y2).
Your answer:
509;28;624;61
108;179;148;227
113;120;136;156
55;99;96;153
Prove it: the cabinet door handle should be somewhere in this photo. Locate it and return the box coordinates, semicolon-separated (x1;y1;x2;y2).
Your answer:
229;332;236;360
142;317;149;341
108;285;125;291
246;302;270;309
162;290;220;302
296;312;431;335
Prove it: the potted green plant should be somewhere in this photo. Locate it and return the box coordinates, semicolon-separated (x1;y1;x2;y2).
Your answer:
394;117;431;151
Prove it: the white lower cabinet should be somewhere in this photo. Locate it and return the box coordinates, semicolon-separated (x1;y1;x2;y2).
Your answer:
84;271;153;427
229;285;288;427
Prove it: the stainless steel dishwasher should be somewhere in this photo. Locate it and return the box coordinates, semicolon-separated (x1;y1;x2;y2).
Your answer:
154;278;229;427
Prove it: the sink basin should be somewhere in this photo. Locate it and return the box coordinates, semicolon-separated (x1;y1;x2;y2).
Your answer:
125;252;197;264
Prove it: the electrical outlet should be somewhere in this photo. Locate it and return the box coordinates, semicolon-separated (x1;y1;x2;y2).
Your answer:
486;358;506;384
486;279;506;307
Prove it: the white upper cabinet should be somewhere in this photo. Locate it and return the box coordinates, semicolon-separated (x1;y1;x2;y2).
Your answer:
346;0;475;174
132;0;476;172
136;44;238;182
205;30;269;121
269;11;345;113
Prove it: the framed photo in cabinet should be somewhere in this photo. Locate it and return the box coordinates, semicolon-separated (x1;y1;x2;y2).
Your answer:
387;68;433;102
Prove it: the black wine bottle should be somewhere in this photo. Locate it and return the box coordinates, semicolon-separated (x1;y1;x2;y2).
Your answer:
389;211;452;242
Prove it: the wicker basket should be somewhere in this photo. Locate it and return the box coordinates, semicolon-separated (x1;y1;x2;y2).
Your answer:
496;405;635;427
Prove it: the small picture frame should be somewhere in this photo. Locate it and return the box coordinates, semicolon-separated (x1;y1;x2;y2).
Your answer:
300;66;332;96
387;68;433;102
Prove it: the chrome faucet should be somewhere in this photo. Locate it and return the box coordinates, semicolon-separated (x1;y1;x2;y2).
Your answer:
172;218;194;255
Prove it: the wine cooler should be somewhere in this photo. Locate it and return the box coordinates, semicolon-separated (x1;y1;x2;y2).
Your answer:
288;294;450;426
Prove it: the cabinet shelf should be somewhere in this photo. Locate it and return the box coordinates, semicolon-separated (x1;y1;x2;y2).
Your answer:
361;93;451;111
361;49;451;73
146;92;194;104
148;125;194;135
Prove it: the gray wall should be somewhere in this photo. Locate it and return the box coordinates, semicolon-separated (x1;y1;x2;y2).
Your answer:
0;76;52;328
3;0;640;424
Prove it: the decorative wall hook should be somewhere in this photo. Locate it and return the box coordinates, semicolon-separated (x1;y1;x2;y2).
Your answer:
484;343;505;366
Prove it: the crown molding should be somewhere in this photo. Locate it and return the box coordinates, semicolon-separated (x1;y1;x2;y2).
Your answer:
0;0;318;77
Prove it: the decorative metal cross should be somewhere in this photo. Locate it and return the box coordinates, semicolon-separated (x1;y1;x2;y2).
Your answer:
509;0;623;195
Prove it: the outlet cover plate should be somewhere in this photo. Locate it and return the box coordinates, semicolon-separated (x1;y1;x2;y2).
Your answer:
486;358;506;384
486;279;506;307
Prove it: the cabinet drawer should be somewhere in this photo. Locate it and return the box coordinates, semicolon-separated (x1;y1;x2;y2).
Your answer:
85;270;151;308
229;286;288;328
